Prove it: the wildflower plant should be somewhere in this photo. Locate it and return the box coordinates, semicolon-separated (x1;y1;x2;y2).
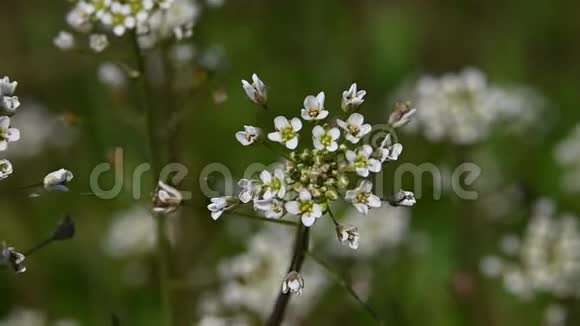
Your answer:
208;75;416;323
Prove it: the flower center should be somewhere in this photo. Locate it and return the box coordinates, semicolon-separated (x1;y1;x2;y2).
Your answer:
300;201;313;215
281;127;295;141
308;107;320;117
348;125;360;136
321;133;333;146
355;192;369;204
355;155;368;169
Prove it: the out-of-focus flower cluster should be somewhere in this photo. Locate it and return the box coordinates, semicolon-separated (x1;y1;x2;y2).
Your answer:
404;67;542;144
0;307;79;326
196;225;327;324
480;199;580;325
554;124;580;193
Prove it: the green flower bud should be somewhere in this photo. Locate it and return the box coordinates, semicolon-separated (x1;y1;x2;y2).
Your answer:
337;175;349;189
325;190;339;200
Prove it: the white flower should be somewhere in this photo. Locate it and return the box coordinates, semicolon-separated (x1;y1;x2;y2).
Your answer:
336;113;372;144
259;169;286;200
388;101;416;129
267;116;302;149
0;159;13;180
254;198;286;219
53;31;75;50
0;243;26;273
238;178;261;203
345;145;381;177
375;134;403;162
312;125;340;152
281;271;304;295
207;196;238;220
0;76;20;114
388;190;416;207
341;83;366;112
0;76;18;96
336;224;360;249
0;117;20;151
89;34;109;52
43;168;74;192
1;96;20;113
235;125;262;146
152;181;183;214
173;21;194;40
301;92;328;121
285;189;323;227
241;73;267;105
345;180;381;215
98;62;126;89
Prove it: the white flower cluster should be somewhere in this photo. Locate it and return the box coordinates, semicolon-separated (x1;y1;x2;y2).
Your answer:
209;74;415;232
405;67;541;144
0;76;21;181
0;308;79;326
554;124;580;193
481;199;580;303
197;226;327;322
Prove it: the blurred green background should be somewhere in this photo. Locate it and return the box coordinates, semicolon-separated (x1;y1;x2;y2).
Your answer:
2;0;580;325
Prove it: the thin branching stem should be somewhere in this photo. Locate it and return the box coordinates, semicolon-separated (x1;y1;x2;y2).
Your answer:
327;206;340;227
224;211;299;227
305;250;384;325
130;31;174;326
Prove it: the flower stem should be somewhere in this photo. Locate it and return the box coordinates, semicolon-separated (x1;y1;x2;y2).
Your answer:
130;31;174;326
327;206;340;227
225;211;299;227
305;250;384;325
266;224;310;325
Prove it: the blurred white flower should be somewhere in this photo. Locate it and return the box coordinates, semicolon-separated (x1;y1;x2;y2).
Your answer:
207;196;238;220
267;116;302;150
341;83;366;113
253;198;286;219
102;206;172;257
301;92;328;121
345;145;381;177
0;116;20;151
152;181;183;214
0;308;45;326
337;113;371;144
403;68;542;144
241;73;268;105
0;159;13;180
545;304;567;326
237;178;261;203
388;101;416;129
235;125;262;146
43;169;73;192
479;255;504;278
375;134;402;163
345;180;381;215
3;103;76;158
53;31;75;50
281;271;304;295
312;125;340;152
285;189;323;227
0;76;20;114
98;62;127;89
89;33;109;52
205;0;225;8
554;124;580;193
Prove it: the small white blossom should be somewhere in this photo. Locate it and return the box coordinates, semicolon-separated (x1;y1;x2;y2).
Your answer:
259;169;286;200
345;180;381;215
53;31;75;50
267;116;302;149
336;113;372;144
152;181;183;214
0;243;26;273
301;92;328;121
254;198;286;219
1;96;20;113
235;125;262;146
388;101;416;128
0;117;21;151
388;190;416;207
281;271;304;295
285;189;323;227
173;21;194;40
208;196;238;220
98;62;126;89
345;145;381;177
312;125;340;152
89;34;109;52
375;134;403;162
241;73;267;105
238;179;261;203
336;224;360;249
43;168;74;192
341;83;366;112
0;159;13;180
0;76;20;114
0;76;18;96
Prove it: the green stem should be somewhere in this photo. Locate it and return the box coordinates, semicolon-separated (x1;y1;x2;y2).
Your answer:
224;211;299;227
130;31;174;326
305;250;384;325
327;206;340;227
